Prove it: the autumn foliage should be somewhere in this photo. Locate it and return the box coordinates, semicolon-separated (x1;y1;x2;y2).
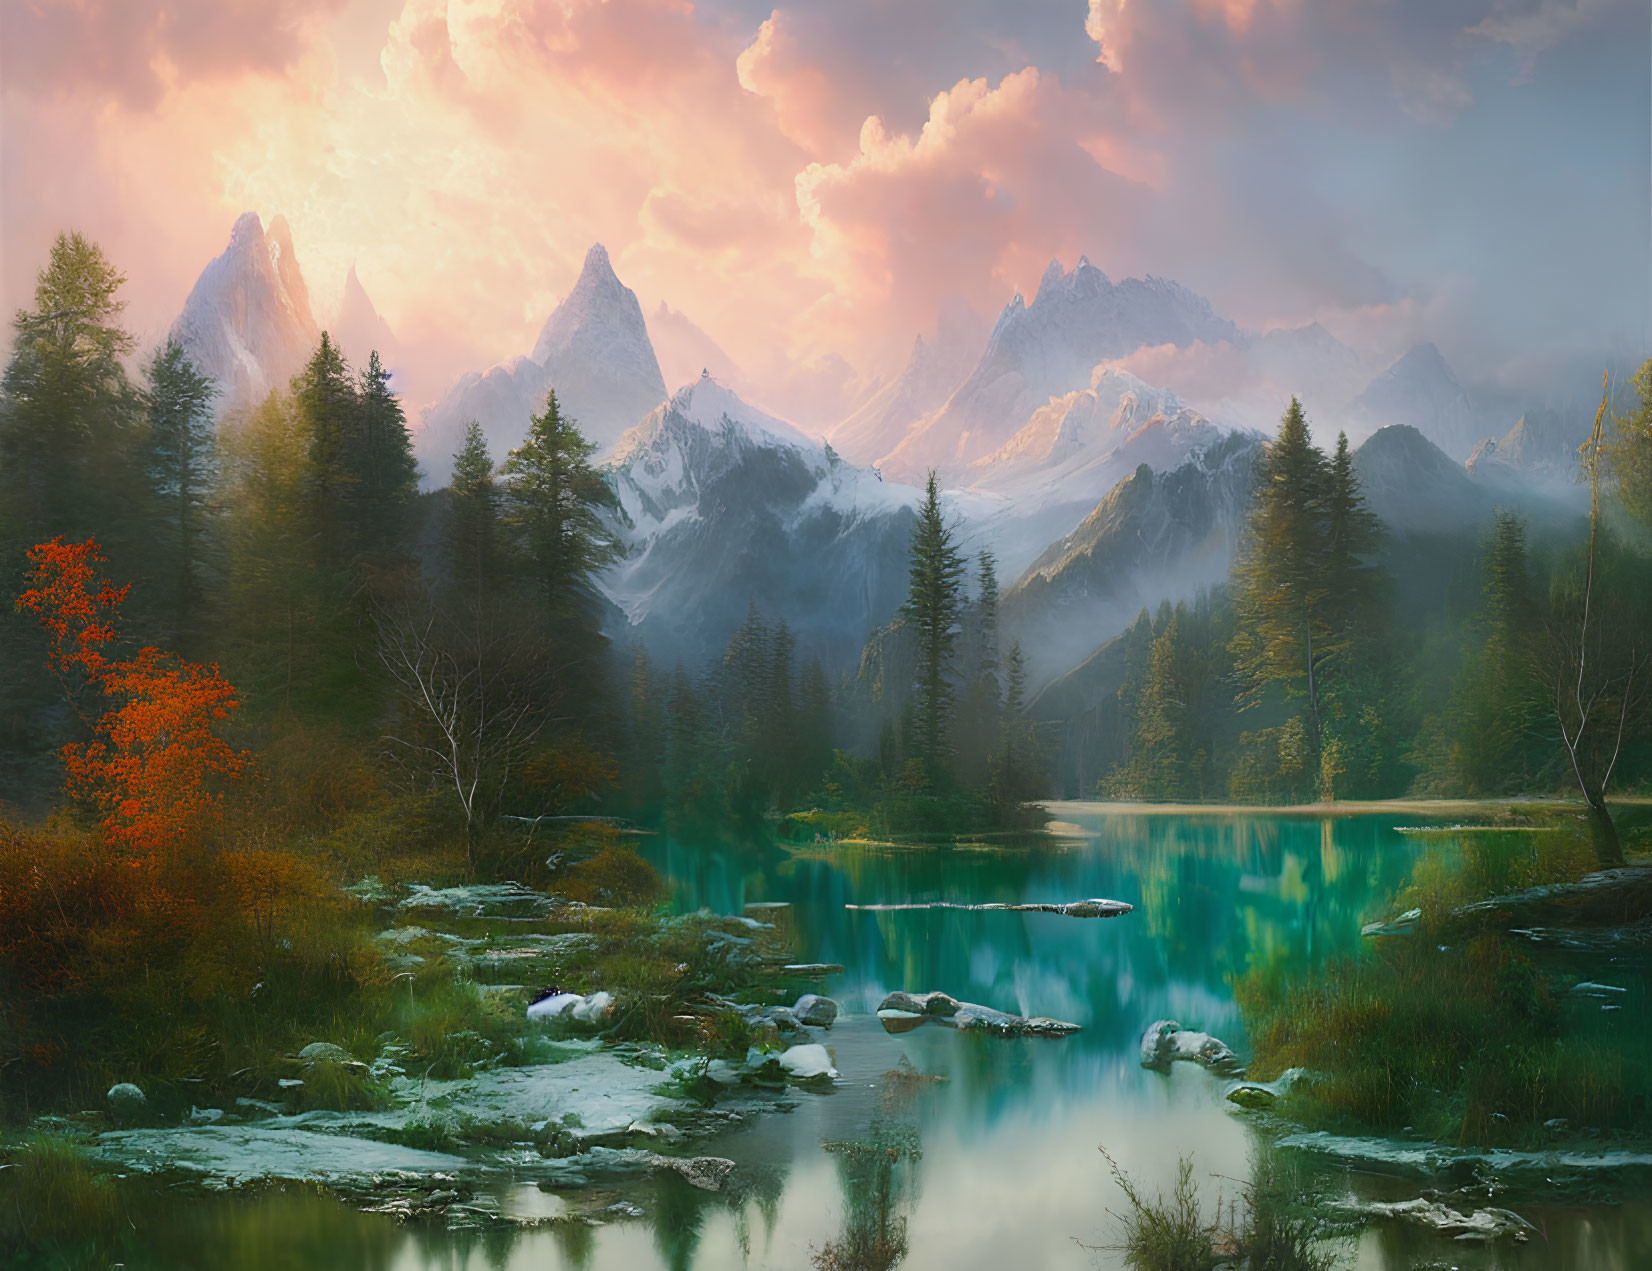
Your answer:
16;537;250;853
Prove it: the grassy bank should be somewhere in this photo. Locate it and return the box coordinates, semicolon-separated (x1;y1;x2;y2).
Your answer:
1236;817;1652;1147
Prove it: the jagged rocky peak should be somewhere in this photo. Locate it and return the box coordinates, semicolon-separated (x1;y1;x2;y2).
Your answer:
169;210;320;407
534;243;640;363
419;241;670;477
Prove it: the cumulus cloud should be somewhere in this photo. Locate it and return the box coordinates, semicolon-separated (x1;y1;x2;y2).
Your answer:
0;0;348;108
0;0;1643;418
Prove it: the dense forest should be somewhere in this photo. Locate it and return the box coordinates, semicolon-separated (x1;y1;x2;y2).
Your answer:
2;230;1651;1116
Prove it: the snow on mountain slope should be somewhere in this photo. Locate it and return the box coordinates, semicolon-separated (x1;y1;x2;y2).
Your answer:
880;257;1239;479
602;374;920;671
958;369;1230;576
420;244;668;478
169;212;320;407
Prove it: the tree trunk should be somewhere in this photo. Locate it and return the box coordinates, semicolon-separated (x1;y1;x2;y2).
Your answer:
1584;792;1625;869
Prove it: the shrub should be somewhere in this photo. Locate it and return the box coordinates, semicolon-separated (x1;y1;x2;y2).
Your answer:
558;845;663;907
1098;1148;1218;1271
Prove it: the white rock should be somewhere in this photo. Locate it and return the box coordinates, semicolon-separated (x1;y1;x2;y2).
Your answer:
777;1044;838;1081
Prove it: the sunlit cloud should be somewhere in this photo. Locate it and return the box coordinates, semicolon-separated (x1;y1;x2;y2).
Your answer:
1;0;1644;421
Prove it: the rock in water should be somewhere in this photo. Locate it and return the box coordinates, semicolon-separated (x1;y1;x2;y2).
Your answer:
640;1153;736;1192
1349;1197;1534;1243
793;993;839;1027
1139;1020;1245;1077
777;1044;838;1081
876;990;1080;1037
877;990;959;1017
107;1083;147;1121
1225;1068;1312;1109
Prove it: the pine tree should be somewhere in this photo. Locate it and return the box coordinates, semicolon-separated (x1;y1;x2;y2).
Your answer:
798;657;832;790
1323;431;1383;635
1231;398;1333;776
1450;511;1542;793
447;421;502;602
144;337;217;640
959;550;1003;779
0;232;142;550
294;333;357;559
354;350;419;558
905;470;966;783
502;389;620;632
1114;606;1190;800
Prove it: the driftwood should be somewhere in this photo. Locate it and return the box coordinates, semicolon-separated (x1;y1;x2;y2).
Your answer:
845;898;1132;919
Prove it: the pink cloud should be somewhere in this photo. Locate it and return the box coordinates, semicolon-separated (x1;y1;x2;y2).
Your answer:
1;0;348;108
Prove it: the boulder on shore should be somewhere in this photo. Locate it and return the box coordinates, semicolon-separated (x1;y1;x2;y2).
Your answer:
793;993;839;1027
1225;1068;1313;1110
1139;1020;1245;1077
527;989;614;1023
107;1083;147;1121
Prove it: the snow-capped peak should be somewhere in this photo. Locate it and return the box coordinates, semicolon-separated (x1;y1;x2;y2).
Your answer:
612;373;814;469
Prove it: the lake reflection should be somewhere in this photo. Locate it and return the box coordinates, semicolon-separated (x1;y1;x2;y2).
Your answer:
110;810;1652;1270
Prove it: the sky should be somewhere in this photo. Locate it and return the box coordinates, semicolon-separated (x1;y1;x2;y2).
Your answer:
2;0;1648;428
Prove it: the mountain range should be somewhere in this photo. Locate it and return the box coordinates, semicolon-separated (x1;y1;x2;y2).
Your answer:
164;213;1585;697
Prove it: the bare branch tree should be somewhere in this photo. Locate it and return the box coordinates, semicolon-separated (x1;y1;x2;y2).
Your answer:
372;587;562;874
1540;372;1651;867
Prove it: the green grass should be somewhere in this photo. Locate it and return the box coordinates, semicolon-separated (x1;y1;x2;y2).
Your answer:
1095;1147;1339;1271
1236;825;1652;1145
0;1134;125;1265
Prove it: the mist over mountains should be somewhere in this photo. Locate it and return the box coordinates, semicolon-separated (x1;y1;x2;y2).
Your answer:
167;212;1601;699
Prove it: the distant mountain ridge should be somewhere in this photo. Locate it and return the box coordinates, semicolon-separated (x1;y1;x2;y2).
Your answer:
880;257;1239;478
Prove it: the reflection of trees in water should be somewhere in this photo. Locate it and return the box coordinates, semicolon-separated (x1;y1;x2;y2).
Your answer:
813;1121;923;1271
653;814;1424;1130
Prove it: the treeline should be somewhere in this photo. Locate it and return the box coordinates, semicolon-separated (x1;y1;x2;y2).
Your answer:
0;233;634;846
1091;383;1652;862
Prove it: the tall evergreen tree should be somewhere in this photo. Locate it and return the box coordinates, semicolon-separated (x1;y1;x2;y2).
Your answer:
904;471;966;783
144;337;217;640
0;232;142;550
354;350;419;558
1231;398;1334;776
1450;511;1543;794
1323;431;1383;634
294;333;357;559
447;421;502;601
959;550;1003;779
502;390;620;632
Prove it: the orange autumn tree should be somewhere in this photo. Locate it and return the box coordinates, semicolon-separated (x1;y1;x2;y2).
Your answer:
17;537;250;853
